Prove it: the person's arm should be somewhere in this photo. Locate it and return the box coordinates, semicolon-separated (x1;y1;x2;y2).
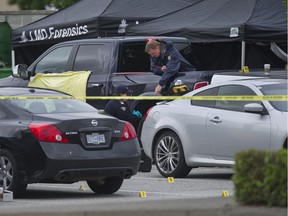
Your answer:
158;49;180;87
150;58;163;76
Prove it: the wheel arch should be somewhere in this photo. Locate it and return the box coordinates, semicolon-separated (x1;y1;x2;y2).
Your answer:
0;139;15;154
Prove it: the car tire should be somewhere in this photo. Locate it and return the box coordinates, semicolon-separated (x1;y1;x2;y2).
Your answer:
154;131;191;178
0;149;27;197
87;177;123;194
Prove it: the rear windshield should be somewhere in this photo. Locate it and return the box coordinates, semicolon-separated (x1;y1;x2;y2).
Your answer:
8;98;97;114
259;83;288;112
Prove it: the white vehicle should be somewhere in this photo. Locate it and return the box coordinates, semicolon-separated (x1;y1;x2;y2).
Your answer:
211;70;287;84
140;78;287;178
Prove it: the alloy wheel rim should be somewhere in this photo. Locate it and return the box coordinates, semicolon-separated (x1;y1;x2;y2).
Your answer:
156;136;179;174
0;156;13;189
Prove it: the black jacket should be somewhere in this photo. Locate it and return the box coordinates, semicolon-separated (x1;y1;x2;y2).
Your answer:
104;99;141;130
150;39;195;87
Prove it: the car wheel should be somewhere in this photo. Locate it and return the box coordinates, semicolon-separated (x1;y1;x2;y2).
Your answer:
87;177;123;194
0;149;27;197
154;131;192;178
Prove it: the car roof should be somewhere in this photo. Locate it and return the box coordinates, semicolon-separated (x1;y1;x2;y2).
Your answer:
58;36;190;45
187;78;287;96
223;78;287;87
0;87;68;96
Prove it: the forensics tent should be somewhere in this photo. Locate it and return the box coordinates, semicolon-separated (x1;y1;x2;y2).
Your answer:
12;0;200;65
128;0;287;70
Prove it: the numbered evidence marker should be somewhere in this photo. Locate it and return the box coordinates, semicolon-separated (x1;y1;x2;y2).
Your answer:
79;184;87;190
167;177;174;183
221;191;230;197
241;66;250;74
139;191;147;198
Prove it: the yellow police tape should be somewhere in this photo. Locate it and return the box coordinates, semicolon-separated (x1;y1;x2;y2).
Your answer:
0;95;287;101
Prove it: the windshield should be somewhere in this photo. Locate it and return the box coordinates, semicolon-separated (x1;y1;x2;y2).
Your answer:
8;98;97;114
259;83;288;112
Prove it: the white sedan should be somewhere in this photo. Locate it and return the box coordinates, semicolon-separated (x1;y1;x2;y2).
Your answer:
140;79;287;177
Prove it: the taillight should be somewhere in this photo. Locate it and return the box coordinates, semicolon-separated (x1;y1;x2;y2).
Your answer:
120;122;137;141
29;123;69;143
143;107;153;121
193;81;209;90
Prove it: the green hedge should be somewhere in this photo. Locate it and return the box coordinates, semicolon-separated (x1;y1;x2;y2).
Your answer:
233;149;287;207
0;67;11;78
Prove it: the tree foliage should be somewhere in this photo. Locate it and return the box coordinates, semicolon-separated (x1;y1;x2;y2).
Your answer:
8;0;78;10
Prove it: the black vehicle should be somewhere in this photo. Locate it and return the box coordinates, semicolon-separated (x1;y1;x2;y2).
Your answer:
0;36;212;110
0;87;141;197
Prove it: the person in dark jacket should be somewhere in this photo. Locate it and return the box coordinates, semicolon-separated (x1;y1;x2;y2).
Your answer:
145;39;195;94
104;85;142;130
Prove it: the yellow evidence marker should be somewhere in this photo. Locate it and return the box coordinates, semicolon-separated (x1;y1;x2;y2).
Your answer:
79;184;87;190
167;177;175;183
241;66;250;74
139;191;147;198
221;191;230;197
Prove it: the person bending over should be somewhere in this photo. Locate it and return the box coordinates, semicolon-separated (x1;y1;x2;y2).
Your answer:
145;39;195;94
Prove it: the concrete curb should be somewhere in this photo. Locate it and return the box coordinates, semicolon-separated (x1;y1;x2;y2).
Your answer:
0;197;286;216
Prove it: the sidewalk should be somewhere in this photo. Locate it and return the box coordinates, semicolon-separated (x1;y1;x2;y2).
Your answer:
0;197;286;216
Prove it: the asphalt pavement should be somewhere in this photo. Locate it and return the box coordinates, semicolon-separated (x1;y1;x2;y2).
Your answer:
0;197;286;216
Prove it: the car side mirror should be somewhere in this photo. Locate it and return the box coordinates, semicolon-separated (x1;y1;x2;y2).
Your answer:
244;103;266;114
12;64;30;80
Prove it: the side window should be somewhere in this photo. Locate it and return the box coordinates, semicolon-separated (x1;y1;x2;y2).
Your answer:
216;85;257;112
191;87;218;108
118;43;150;72
73;44;111;73
34;46;73;74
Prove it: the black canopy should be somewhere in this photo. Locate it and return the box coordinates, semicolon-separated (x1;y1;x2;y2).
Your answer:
127;0;287;43
127;0;287;70
12;0;200;65
13;0;202;45
12;0;287;70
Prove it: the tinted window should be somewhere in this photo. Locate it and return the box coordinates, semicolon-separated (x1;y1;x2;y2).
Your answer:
118;41;192;73
215;85;257;112
119;43;150;72
8;99;97;114
259;83;288;112
191;87;218;107
34;46;73;74
73;44;111;73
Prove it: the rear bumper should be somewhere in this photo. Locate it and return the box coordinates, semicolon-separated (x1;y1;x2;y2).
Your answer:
26;139;141;183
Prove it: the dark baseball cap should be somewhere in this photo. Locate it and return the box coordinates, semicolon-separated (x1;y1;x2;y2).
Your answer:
114;85;133;95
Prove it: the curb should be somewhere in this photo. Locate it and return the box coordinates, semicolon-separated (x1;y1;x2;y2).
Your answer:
0;197;286;216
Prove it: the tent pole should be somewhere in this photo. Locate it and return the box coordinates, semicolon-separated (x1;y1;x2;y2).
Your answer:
11;50;15;69
241;41;245;68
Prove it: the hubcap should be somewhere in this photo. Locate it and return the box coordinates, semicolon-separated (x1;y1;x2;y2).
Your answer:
0;156;13;190
155;136;179;174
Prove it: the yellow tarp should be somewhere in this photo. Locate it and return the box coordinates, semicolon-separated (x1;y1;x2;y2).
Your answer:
28;71;91;101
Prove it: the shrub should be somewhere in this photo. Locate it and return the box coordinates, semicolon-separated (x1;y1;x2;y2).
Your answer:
233;149;287;207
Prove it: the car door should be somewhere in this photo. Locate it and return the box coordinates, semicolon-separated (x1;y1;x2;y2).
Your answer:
206;84;271;160
71;43;112;109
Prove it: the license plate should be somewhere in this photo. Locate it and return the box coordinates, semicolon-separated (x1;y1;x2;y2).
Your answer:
86;133;105;145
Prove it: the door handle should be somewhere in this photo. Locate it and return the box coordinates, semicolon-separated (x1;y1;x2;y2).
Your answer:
210;116;222;123
92;83;104;87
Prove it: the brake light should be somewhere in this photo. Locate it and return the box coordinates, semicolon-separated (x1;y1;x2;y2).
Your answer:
193;81;209;90
29;123;69;143
120;122;137;141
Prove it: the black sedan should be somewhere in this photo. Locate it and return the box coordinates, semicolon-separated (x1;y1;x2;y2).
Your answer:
0;87;141;197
